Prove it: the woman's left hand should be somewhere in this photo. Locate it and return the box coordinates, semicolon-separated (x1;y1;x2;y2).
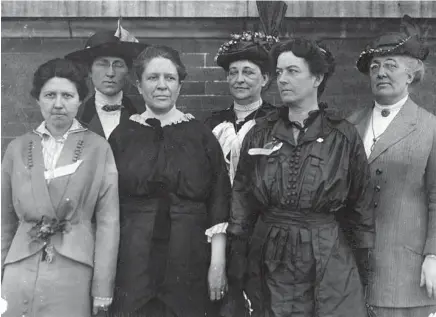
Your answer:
92;297;112;315
208;262;228;301
420;256;436;298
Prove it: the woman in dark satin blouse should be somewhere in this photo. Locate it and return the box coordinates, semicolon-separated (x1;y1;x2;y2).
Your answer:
226;38;375;317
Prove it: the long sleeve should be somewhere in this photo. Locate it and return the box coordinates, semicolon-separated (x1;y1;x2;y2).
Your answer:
1;142;19;271
205;129;232;226
227;129;261;238
424;124;436;255
343;131;375;249
92;145;120;298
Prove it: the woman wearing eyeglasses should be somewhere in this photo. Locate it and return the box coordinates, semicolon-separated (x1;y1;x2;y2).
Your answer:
348;15;436;317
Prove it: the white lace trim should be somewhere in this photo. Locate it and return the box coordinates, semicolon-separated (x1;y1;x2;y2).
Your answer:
205;222;228;243
129;113;195;127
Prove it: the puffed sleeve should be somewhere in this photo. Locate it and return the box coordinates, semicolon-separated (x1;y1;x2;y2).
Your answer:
424;122;436;255
204;127;232;227
343;129;375;249
1;141;19;271
92;144;120;298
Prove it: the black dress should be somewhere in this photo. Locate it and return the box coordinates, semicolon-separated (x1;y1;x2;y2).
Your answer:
108;115;231;317
228;105;375;317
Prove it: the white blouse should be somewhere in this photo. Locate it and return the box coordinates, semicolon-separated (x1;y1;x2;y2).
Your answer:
363;95;408;158
33;119;87;182
95;89;123;139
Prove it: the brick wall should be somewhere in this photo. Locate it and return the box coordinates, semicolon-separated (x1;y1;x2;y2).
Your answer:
2;17;436;155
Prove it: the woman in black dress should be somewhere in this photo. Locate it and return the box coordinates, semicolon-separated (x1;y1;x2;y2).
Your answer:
108;45;231;317
227;38;375;317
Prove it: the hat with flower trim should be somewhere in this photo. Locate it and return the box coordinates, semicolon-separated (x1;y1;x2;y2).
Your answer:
356;15;429;74
215;31;279;73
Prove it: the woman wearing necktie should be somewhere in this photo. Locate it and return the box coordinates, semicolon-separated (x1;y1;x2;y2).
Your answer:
65;23;147;140
347;15;436;317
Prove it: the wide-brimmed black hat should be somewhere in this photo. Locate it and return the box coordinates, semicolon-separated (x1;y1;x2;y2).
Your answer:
65;30;148;67
215;31;279;72
356;15;429;74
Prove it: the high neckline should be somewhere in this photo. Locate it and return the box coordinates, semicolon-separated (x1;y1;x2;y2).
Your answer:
34;118;86;141
374;94;408;113
94;89;123;109
130;105;194;127
233;99;263;122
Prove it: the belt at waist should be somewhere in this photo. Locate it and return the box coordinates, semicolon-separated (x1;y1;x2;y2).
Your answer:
261;207;336;228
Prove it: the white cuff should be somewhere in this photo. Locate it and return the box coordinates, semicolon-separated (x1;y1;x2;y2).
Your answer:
205;222;228;243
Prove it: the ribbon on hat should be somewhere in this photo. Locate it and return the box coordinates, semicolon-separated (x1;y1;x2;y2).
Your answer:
114;17;139;43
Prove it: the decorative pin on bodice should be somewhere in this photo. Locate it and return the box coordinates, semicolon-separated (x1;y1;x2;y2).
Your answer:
381;109;390;117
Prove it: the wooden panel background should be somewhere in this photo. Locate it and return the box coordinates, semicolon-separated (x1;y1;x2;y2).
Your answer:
2;0;436;18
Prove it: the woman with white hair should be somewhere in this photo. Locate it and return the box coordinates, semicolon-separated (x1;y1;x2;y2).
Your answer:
348;15;436;317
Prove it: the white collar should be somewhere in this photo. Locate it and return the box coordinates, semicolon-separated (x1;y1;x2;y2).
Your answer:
34;118;86;141
131;105;194;127
94;89;123;109
374;94;408;112
233;98;263;113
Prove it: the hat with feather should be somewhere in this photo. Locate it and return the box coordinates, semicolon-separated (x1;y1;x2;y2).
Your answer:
356;14;430;74
65;19;148;68
215;1;287;73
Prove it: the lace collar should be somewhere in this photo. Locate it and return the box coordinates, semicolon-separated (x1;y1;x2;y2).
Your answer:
130;105;194;127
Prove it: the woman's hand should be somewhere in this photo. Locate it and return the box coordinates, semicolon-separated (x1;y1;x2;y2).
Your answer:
420;255;436;298
208;261;228;301
92;297;112;315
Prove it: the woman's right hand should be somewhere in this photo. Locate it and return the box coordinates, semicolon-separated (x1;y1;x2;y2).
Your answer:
208;262;228;301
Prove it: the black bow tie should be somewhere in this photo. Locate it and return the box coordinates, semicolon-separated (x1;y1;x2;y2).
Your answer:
102;104;123;112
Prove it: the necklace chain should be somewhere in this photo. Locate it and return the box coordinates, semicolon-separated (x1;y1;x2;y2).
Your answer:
370;112;382;153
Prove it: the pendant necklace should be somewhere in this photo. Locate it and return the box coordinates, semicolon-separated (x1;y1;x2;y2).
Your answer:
370;112;382;152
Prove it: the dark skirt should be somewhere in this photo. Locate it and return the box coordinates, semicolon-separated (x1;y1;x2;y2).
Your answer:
243;216;367;317
109;298;177;317
367;305;436;317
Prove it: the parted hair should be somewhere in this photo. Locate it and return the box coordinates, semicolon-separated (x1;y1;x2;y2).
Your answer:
133;45;187;82
270;38;336;96
30;58;89;101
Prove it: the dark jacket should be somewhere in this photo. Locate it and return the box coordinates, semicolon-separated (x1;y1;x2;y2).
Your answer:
227;105;375;317
76;94;138;138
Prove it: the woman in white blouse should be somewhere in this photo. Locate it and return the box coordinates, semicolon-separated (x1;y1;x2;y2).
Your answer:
348;15;436;317
204;31;278;184
1;58;120;317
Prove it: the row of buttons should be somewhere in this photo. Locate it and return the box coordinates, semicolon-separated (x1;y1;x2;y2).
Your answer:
373;168;383;208
284;146;302;205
